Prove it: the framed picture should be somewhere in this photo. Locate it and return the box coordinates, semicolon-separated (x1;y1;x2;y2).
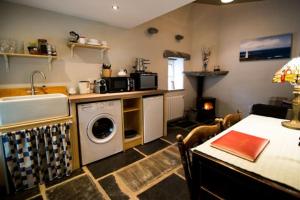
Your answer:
240;33;292;61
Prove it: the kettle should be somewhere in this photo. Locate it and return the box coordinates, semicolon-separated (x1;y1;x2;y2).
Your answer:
69;31;80;42
118;69;127;77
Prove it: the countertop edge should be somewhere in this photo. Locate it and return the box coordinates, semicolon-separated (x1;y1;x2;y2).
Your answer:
69;90;168;103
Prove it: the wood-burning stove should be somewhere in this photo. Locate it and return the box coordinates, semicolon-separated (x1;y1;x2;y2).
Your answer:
183;71;229;123
197;97;216;123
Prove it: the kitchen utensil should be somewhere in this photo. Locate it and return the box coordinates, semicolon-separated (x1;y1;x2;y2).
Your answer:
102;69;112;77
78;81;90;94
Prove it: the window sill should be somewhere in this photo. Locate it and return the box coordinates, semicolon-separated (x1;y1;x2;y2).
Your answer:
167;89;185;93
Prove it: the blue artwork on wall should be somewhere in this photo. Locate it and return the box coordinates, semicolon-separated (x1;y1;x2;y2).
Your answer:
240;33;292;61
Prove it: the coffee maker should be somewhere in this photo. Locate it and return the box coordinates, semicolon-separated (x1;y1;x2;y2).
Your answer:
133;58;150;72
94;79;107;93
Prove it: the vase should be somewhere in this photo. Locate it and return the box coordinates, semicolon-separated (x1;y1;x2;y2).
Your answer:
203;63;208;71
102;69;112;77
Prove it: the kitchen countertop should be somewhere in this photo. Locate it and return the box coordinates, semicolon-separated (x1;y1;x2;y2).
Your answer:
69;90;167;103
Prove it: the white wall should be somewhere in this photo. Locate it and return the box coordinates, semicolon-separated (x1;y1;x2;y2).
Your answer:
0;2;193;91
1;0;299;117
202;0;300;117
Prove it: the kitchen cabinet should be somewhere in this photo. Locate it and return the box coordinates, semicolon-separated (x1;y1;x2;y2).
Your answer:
122;97;143;150
143;95;164;143
69;90;167;168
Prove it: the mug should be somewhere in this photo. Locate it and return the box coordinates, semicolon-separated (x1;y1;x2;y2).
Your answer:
78;81;90;94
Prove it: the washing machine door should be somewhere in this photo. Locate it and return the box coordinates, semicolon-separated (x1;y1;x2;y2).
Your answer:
87;114;117;144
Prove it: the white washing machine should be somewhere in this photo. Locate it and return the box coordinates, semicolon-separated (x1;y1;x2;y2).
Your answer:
77;100;123;165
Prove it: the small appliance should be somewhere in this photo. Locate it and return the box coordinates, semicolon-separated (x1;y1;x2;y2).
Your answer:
133;58;150;72
103;77;134;93
69;31;79;42
130;72;157;90
95;79;107;94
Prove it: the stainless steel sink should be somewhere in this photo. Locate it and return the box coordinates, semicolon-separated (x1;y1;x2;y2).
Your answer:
0;94;69;126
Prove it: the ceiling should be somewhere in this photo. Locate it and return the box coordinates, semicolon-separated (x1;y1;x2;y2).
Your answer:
4;0;194;29
195;0;263;5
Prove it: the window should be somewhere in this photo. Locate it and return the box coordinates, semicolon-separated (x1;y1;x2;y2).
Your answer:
168;57;184;90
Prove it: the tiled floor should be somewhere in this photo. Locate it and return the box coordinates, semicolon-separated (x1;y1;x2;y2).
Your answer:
3;126;190;200
137;174;189;200
87;148;145;179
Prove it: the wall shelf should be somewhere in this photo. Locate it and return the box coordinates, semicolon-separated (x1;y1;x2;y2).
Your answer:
183;71;229;77
67;42;109;58
124;135;142;143
184;70;229;98
0;53;57;72
123;108;140;113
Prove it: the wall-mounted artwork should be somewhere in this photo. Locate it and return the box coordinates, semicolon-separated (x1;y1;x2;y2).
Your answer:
240;33;292;61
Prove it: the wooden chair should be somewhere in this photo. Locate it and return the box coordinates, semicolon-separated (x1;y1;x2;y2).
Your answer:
221;111;242;130
176;123;222;199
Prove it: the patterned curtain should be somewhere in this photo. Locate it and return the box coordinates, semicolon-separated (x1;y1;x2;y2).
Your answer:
2;122;72;191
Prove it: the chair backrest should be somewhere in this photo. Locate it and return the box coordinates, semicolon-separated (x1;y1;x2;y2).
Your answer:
222;111;242;130
250;104;288;119
176;123;221;198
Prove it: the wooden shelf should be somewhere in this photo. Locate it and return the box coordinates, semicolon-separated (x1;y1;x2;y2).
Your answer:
184;70;229;98
124;135;142;150
124;135;142;143
123;107;140;113
122;97;143;150
0;52;57;72
184;71;229;77
67;42;109;57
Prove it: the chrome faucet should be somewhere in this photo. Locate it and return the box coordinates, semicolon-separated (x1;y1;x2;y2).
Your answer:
30;70;46;95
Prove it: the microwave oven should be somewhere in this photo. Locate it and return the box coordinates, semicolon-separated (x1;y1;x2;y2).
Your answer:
103;77;134;93
130;72;158;90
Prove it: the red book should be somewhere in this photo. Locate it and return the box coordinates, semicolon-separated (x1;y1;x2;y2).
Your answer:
210;130;269;162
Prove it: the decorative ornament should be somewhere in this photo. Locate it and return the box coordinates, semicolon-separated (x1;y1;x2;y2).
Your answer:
201;48;211;71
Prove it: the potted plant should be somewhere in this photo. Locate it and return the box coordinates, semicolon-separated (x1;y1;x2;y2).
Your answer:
102;63;112;77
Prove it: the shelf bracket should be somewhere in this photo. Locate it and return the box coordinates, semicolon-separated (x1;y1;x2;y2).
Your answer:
70;44;75;58
3;55;9;72
48;56;53;71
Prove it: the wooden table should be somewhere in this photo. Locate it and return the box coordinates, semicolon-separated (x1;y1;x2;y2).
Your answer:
192;115;300;200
